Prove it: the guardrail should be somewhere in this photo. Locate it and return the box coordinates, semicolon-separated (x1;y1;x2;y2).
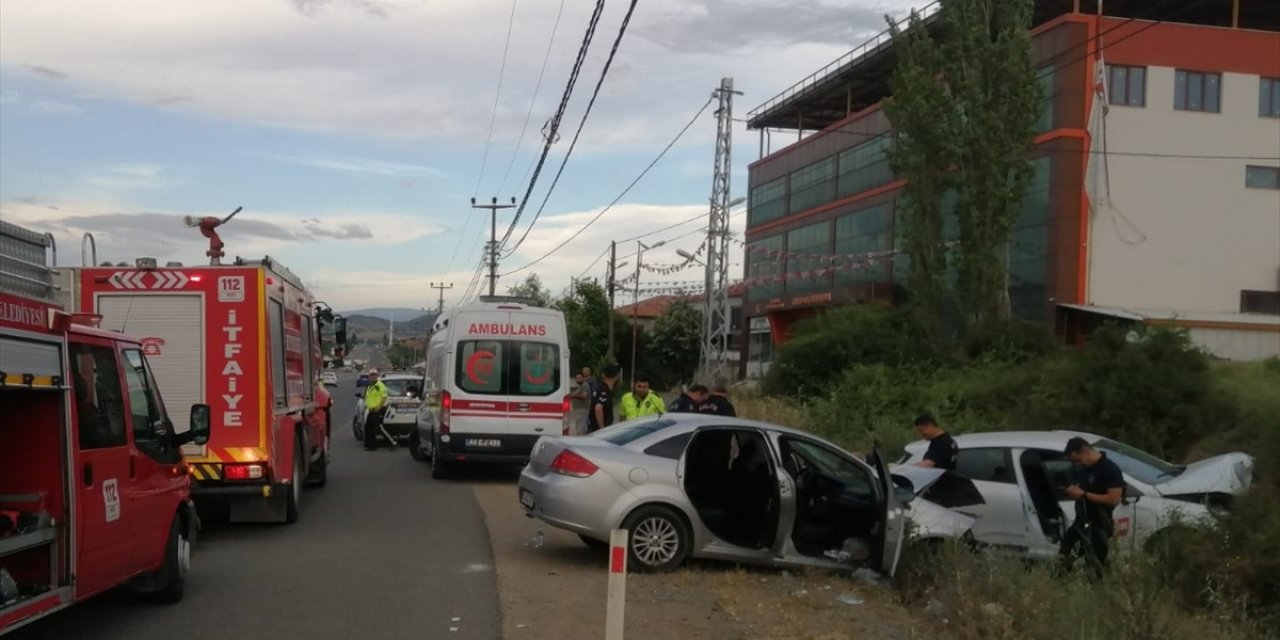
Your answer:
747;1;940;126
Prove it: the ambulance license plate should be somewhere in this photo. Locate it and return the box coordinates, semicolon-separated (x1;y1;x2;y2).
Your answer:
519;489;535;509
467;438;501;449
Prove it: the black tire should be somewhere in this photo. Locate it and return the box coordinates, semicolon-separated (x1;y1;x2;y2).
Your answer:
352;415;364;442
429;434;450;479
408;427;428;462
579;534;609;552
152;517;188;603
621;505;690;573
305;443;328;487
285;438;303;524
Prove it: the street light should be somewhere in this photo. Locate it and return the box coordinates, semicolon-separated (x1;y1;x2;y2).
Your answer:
676;249;706;266
729;196;746;208
630;240;667;384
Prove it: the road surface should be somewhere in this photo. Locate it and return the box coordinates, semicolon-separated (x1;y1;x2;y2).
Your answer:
10;372;501;640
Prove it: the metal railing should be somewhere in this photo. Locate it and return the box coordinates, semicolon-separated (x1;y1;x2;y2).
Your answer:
747;1;940;125
0;219;60;301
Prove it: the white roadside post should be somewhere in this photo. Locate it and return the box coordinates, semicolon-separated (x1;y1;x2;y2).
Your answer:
606;528;628;640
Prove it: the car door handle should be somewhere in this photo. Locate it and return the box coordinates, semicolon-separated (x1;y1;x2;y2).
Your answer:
129;455;137;479
83;463;94;487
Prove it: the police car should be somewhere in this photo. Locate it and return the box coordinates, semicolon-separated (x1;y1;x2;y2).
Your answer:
352;371;423;444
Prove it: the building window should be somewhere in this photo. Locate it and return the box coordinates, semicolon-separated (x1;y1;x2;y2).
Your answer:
1036;66;1055;132
786;221;833;293
746;234;785;300
1245;165;1280;189
1174;70;1221;113
837;135;895;198
788;157;837;214
1009;157;1051;321
1240;290;1280;315
835;203;893;286
1108;65;1146;107
749;177;788;227
1261;78;1280;118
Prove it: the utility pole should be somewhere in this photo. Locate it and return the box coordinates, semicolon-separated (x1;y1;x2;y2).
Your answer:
606;240;618;363
470;196;517;297
701;77;742;382
430;282;454;314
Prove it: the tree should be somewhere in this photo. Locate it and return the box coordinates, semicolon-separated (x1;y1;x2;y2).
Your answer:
885;0;1042;333
554;280;625;371
507;273;553;308
648;299;702;385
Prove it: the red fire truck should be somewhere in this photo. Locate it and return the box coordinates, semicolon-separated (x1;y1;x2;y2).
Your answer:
58;214;344;524
1;221;208;634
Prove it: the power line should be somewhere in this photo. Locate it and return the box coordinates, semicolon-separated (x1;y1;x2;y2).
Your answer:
501;0;642;257
501;94;716;277
497;0;568;195
493;0;609;252
473;0;520;197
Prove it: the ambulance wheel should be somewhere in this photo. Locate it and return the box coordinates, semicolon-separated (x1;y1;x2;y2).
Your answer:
285;439;303;524
430;435;451;479
153;517;188;604
409;428;428;462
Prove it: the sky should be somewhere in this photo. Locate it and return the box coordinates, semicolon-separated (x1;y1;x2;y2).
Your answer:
0;0;916;312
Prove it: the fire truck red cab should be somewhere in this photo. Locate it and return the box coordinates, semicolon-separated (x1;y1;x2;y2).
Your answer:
62;252;339;524
1;221;206;635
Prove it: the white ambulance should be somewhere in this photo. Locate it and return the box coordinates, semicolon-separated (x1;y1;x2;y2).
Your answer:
412;296;571;479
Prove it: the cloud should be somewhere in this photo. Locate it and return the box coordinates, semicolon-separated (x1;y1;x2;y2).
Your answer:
82;163;172;191
0;0;917;149
27;65;66;79
0;89;80;115
637;0;889;54
259;152;448;178
0;197;441;266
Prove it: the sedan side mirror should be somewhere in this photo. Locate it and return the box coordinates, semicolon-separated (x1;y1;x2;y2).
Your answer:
186;403;211;446
1123;484;1141;505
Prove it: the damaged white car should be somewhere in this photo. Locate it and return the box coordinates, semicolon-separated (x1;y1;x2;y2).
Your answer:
898;430;1254;558
517;414;972;574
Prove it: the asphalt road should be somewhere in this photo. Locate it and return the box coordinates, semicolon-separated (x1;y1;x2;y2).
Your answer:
10;372;502;640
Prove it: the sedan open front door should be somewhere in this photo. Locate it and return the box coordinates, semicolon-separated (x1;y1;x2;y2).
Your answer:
869;448;907;577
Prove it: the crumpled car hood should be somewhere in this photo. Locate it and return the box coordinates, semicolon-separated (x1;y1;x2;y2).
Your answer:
890;465;974;539
1157;452;1254;497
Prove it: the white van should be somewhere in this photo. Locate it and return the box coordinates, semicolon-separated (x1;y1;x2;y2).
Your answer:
412;297;571;478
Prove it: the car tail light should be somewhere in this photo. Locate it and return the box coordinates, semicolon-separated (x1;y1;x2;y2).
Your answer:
561;395;572;435
224;464;264;481
440;390;451;434
550;449;598;478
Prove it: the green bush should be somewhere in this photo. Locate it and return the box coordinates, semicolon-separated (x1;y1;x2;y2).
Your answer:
1031;326;1237;459
761;305;936;399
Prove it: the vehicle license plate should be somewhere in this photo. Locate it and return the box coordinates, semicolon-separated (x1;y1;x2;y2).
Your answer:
467;438;501;449
519;489;535;509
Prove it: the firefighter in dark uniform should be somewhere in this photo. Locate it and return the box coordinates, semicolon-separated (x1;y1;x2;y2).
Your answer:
1061;437;1125;576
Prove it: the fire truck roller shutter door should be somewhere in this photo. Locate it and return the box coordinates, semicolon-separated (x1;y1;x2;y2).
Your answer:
96;295;205;441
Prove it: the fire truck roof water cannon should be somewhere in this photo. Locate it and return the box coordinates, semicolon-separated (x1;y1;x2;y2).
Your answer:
54;208;349;525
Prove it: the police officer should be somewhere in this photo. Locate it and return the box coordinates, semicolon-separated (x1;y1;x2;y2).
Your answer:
912;414;958;470
362;369;389;451
698;378;737;417
1061;437;1125;575
620;376;665;421
668;384;707;413
586;364;620;433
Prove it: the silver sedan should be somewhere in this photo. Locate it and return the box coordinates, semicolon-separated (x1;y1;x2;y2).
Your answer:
517;414;972;574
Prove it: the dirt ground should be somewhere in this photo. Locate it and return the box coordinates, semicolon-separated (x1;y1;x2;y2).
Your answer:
473;482;930;640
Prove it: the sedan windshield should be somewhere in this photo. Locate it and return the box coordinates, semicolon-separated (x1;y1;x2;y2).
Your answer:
1093;437;1184;485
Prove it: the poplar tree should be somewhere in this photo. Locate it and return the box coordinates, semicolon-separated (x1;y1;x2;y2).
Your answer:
885;0;1042;334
